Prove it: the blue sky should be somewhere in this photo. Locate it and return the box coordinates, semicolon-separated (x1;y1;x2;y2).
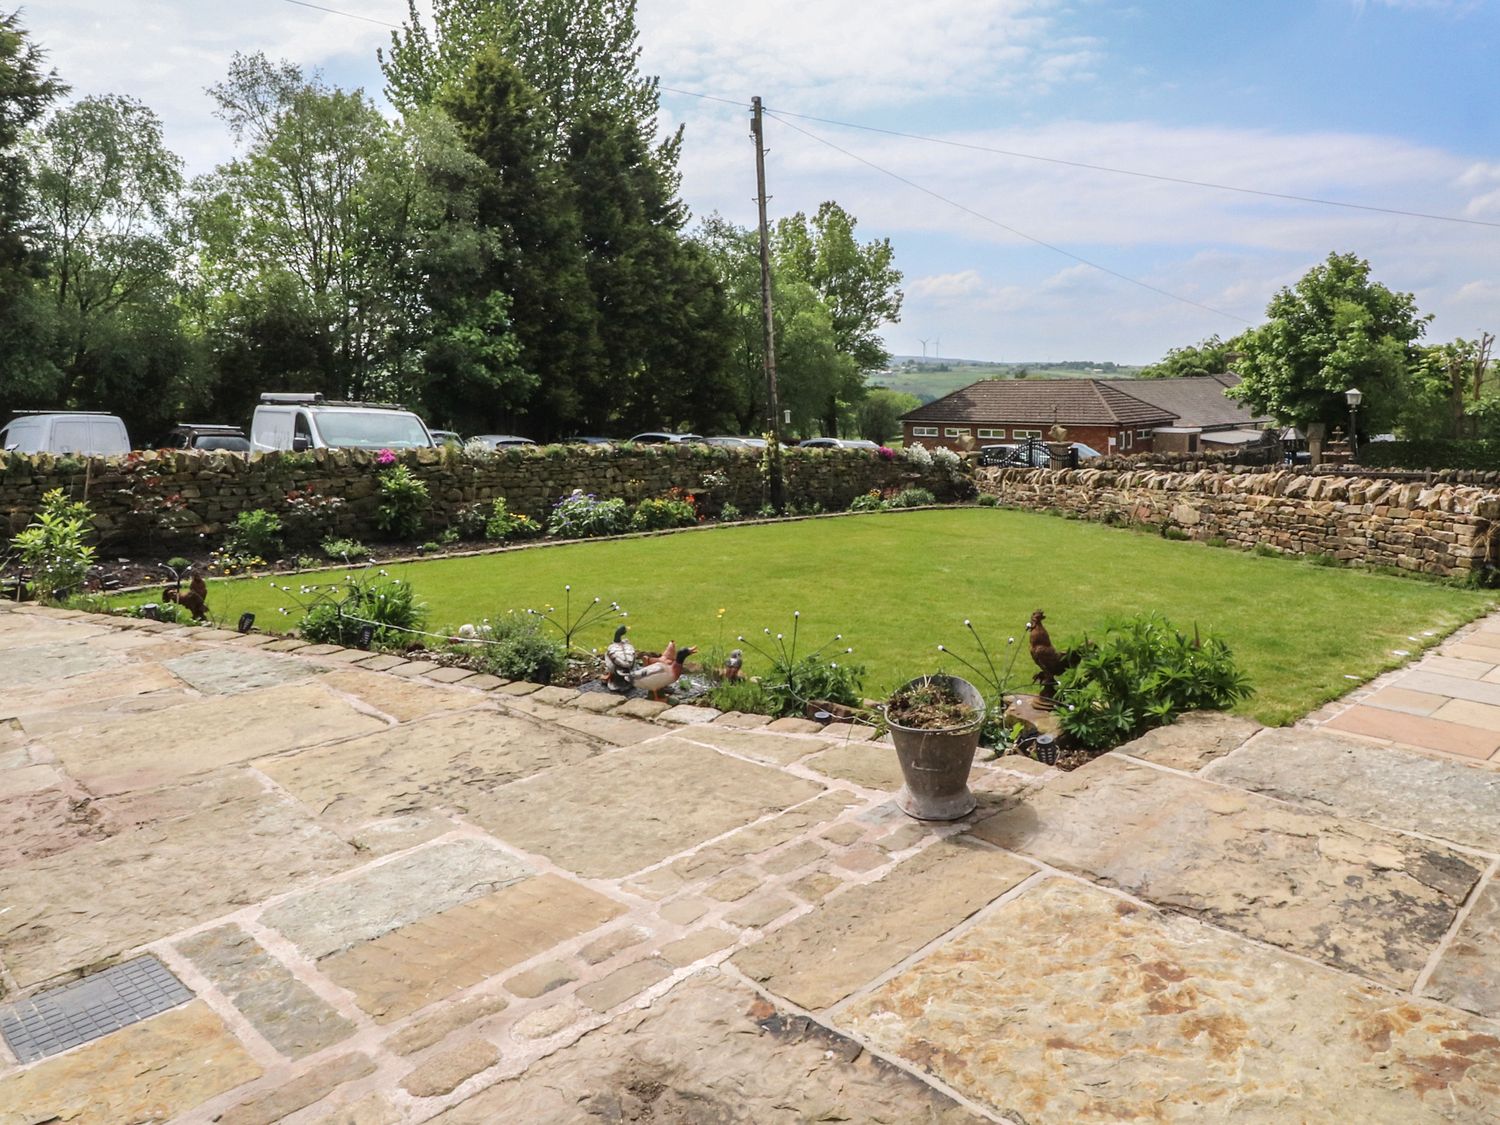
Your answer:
26;0;1500;364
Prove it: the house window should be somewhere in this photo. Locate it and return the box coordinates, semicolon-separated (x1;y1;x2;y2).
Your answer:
1125;432;1133;448
944;427;971;437
912;426;938;437
977;428;1003;439
1137;429;1152;439
1012;429;1041;439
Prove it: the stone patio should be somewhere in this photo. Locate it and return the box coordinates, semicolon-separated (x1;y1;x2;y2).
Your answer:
0;602;1497;1123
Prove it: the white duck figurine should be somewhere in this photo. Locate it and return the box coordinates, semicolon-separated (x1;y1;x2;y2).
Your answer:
629;640;696;700
602;624;637;692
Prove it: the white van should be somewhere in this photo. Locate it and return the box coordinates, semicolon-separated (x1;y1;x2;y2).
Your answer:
0;412;131;456
249;394;434;453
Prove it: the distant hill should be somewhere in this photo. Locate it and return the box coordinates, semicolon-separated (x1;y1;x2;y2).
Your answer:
870;358;1144;405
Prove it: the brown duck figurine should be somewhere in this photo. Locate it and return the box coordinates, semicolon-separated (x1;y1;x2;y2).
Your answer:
629;641;696;700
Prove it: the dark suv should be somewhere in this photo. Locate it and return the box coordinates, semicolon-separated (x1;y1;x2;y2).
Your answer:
160;423;251;454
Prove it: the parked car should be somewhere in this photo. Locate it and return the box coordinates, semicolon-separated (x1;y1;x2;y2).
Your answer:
798;437;880;450
565;436;615;446
0;411;130;456
249;393;434;453
468;434;537;449
429;429;462;446
159;423;250;454
705;435;769;449
629;432;704;444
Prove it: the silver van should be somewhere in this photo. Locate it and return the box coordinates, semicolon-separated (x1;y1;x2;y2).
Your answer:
249;394;434;453
0;412;131;456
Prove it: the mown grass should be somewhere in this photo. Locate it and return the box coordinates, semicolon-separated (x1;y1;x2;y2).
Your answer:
117;509;1495;726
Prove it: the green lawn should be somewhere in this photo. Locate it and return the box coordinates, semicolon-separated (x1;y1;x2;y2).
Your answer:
134;509;1495;726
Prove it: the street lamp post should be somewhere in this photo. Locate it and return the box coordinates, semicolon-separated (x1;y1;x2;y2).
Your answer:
1345;387;1363;461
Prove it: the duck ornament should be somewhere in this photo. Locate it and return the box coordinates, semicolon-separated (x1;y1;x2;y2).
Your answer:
602;624;637;693
629;640;696;700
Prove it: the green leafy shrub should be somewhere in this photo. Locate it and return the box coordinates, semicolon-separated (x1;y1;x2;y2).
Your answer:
738;613;865;717
547;490;630;539
320;537;371;561
450;501;490;540
719;503;742;522
375;465;430;540
12;489;96;600
708;678;774;714
298;573;426;647
1359;439;1500;471
888;486;936;509
485;498;543;541
463;612;568;683
1055;613;1252;752
630;496;698;531
848;490;887;512
976;493;999;507
227;509;284;558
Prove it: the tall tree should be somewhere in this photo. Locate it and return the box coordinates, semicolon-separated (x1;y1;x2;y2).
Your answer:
1139;334;1243;379
775;202;903;433
27;94;190;433
1228;252;1429;434
0;11;65;403
857;388;921;444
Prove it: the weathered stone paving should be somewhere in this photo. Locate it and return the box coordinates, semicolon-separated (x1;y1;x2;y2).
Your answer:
843;879;1500;1123
1;602;1498;1123
973;754;1484;987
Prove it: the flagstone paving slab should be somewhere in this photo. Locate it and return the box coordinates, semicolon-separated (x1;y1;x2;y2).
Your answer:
733;836;1035;1011
52;682;389;797
0;662;187;727
1116;710;1263;772
0;641;121;690
163;647;316;695
973;756;1485;987
680;724;832;765
842;878;1500;1124
468;737;826;878
0;775;356;988
431;974;982;1124
315;667;480;722
0;1000;261;1125
217;1052;375;1125
400;1038;499;1098
260;837;532;960
318;875;623;1023
384;992;509;1056
175;924;355;1059
1203;728;1500;853
805;740;910;790
258;709;601;833
1326;704;1500;760
1422;879;1500;1020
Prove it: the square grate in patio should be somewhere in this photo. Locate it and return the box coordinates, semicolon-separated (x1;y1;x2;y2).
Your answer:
0;955;194;1063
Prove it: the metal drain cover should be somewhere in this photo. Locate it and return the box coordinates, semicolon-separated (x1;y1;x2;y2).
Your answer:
0;955;193;1062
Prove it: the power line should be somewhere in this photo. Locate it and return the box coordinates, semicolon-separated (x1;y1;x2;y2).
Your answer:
659;85;1500;231
274;0;399;29
765;110;1252;325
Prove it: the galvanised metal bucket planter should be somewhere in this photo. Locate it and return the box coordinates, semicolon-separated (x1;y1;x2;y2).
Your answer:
887;674;985;821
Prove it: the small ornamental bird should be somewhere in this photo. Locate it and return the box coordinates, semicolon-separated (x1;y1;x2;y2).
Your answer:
162;574;209;621
602;624;637;692
723;648;744;682
629;640;696;700
1026;609;1081;699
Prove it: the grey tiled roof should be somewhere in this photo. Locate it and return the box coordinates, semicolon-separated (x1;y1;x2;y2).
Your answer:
900;379;1177;428
1098;374;1271;431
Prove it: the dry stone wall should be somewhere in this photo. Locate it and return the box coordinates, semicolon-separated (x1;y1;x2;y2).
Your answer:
982;466;1500;577
0;446;968;550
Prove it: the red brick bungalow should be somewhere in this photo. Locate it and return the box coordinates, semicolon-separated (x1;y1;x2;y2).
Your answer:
899;379;1177;455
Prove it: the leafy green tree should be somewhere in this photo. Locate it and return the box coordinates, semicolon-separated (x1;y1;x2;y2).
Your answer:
1402;335;1495;440
1139;334;1243;379
26;94;192;434
857;389;920;444
1228;252;1430;434
776;202;903;432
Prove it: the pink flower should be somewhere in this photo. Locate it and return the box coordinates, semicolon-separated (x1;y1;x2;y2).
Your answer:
376;448;396;466
877;446;896;460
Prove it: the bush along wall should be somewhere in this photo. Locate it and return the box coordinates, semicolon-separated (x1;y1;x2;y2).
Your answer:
1356;440;1500;472
0;444;971;550
981;465;1500;577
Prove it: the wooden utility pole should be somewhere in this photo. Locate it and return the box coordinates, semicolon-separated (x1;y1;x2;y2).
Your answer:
751;96;785;510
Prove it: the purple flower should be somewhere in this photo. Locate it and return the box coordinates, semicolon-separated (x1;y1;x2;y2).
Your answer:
877;446;896;460
376;448;397;466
